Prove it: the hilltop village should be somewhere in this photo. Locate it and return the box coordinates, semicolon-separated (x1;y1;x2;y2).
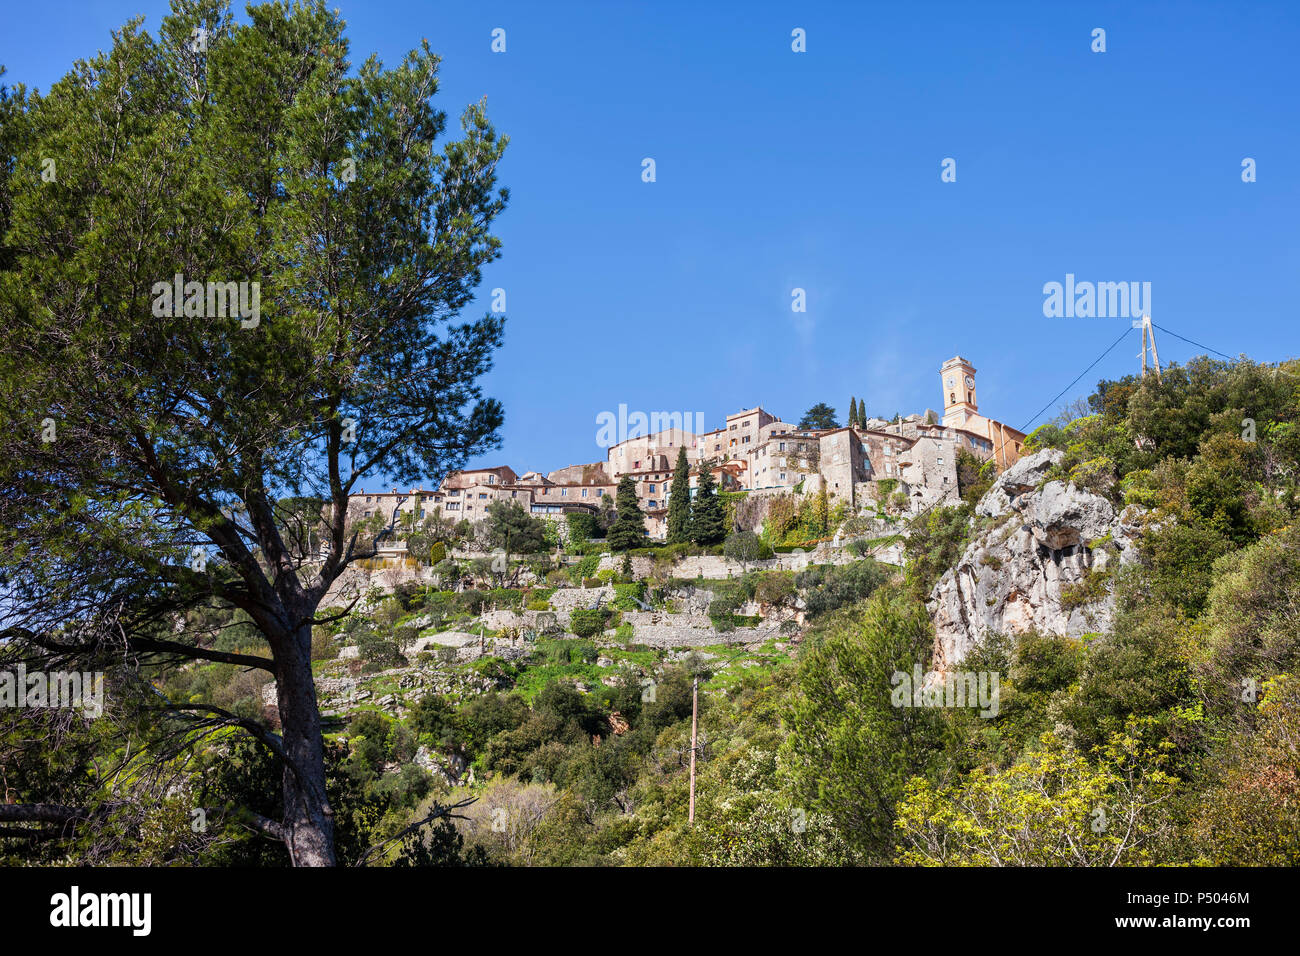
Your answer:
349;356;1026;550
348;353;1024;546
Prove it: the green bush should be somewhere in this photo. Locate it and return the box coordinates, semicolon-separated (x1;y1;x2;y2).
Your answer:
612;581;647;610
566;511;598;542
537;638;599;664
803;559;890;618
753;570;796;605
567;553;601;585
569;608;610;638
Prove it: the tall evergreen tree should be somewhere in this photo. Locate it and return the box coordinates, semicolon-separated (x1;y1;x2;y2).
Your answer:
799;402;838;430
607;476;646;550
690;461;727;545
666;446;692;544
0;0;508;866
849;397;858;428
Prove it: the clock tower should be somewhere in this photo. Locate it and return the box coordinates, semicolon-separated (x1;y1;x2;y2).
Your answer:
941;356;977;427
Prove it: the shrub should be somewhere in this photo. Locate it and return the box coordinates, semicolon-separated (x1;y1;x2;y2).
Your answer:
753;570;796;605
723;529;771;568
537;638;599;664
612;581;647;611
569;608;609;638
355;627;404;672
568;553;601;585
566;511;598;543
311;626;338;662
803;560;890;618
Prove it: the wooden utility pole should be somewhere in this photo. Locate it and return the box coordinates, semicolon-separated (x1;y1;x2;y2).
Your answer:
688;676;699;824
1138;314;1162;383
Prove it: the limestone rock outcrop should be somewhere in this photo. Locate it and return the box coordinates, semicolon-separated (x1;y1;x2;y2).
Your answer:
929;460;1145;671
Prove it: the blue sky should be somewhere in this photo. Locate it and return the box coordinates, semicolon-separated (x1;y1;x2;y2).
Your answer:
5;1;1298;481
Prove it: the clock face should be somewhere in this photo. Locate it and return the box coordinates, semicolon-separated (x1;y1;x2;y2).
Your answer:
946;377;954;388
964;375;975;389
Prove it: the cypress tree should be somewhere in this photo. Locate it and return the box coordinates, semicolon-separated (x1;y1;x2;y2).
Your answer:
849;397;859;427
690;461;727;545
666;446;692;544
607;475;646;551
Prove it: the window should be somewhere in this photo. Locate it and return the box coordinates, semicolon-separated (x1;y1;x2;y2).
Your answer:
596;489;603;496
560;488;567;496
478;493;487;499
581;489;588;498
487;474;496;484
778;442;785;451
649;500;658;508
365;496;372;503
779;473;786;481
446;502;460;511
363;511;371;517
649;483;656;492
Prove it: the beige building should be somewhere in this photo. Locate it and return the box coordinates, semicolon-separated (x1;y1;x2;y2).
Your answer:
939;356;1026;470
344;353;1023;545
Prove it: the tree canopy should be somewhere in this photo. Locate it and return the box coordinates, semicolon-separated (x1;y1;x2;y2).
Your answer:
606;476;645;551
0;0;509;865
798;402;837;430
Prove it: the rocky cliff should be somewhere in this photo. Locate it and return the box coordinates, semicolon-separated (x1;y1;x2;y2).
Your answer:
928;448;1147;670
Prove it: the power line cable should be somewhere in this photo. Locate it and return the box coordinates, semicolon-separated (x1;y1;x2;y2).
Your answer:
1150;322;1234;361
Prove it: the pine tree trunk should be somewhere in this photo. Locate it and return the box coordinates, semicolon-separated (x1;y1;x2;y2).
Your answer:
275;621;336;866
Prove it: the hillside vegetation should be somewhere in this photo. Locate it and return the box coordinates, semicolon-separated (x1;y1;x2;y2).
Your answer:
4;355;1299;866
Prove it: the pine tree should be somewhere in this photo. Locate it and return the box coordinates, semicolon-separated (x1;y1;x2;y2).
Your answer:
666;446;692;544
799;402;838;430
607;476;646;551
690;461;727;545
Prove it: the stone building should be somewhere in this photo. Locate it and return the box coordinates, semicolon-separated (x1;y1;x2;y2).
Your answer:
345;353;1025;545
